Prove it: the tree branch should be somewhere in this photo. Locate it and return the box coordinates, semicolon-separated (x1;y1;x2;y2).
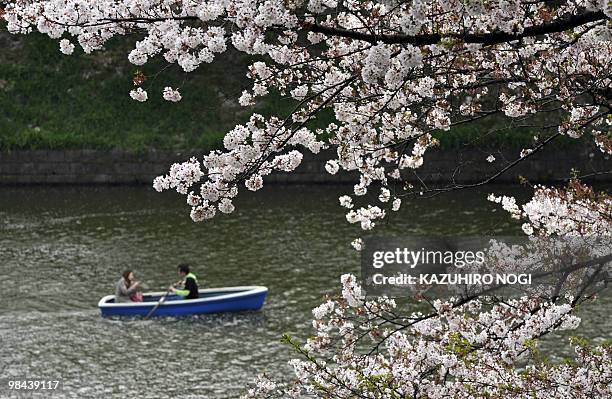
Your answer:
303;11;607;46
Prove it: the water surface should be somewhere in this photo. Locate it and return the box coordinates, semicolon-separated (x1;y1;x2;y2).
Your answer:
0;185;609;398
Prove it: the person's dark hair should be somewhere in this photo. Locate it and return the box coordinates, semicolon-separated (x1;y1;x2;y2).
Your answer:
122;270;133;288
177;263;190;274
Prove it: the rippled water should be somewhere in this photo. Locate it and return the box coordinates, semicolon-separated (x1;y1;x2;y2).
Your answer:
0;185;609;398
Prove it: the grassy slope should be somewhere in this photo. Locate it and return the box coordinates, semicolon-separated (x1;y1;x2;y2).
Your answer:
0;30;581;151
0;30;302;151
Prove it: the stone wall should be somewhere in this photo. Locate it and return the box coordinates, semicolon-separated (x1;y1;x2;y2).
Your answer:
0;148;609;185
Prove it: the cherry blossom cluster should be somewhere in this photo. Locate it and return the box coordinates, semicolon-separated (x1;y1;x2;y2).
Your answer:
152;114;321;220
244;184;610;398
242;274;611;399
490;180;612;236
4;0;610;226
243;181;610;398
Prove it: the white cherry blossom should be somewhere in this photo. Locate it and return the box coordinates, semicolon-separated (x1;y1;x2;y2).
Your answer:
129;87;148;102
162;87;182;102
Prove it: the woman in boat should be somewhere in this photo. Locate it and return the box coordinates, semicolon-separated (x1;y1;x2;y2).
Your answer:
115;270;142;303
169;263;199;299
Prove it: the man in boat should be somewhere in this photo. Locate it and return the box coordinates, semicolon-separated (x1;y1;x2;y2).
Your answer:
169;263;199;299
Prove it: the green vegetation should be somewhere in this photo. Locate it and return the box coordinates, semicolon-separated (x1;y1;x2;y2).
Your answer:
0;30;300;151
431;120;566;150
0;30;583;151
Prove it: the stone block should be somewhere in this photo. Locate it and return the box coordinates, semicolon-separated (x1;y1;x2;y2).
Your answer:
337;173;358;183
312;173;332;183
268;173;288;183
0;151;9;162
108;148;126;161
19;162;36;174
0;174;20;184
47;162;72;175
44;174;72;184
303;161;318;173
0;163;22;174
45;151;65;163
86;162;111;174
62;150;80;162
140;175;157;183
92;174;112;183
285;173;307;183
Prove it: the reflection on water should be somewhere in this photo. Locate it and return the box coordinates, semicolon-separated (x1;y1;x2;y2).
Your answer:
0;185;608;398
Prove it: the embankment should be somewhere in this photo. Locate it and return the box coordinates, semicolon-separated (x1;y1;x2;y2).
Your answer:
0;148;609;185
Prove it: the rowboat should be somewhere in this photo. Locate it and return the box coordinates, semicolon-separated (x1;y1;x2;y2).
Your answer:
98;286;268;317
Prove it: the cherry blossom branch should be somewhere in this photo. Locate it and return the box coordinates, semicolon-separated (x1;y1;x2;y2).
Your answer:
303;10;607;46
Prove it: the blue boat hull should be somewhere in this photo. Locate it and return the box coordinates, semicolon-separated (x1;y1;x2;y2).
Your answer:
98;287;268;317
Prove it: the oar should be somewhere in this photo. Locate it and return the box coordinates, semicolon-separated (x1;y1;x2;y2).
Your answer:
143;288;172;320
143;280;181;320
